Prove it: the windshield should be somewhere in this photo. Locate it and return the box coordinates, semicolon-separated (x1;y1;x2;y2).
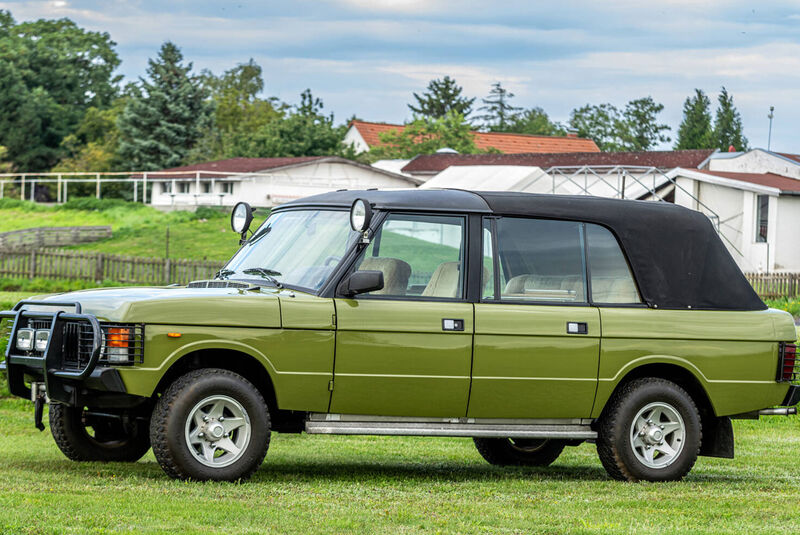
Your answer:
224;209;359;291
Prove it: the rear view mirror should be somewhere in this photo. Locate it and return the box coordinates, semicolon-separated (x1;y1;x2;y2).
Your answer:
338;270;384;297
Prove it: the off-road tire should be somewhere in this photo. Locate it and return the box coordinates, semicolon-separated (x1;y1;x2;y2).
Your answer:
596;377;702;482
49;403;151;462
149;368;270;481
473;438;566;467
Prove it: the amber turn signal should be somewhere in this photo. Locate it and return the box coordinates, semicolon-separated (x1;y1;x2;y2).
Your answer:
167;332;182;338
107;327;130;348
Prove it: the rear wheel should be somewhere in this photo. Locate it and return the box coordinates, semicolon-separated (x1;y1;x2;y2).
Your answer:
596;377;701;482
49;403;151;462
473;437;566;467
149;368;270;481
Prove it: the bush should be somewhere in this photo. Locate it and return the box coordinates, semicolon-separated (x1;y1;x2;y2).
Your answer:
58;197;132;212
0;198;47;212
194;205;227;220
764;297;800;319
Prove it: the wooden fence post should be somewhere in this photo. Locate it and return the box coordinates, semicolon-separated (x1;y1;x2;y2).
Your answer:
164;258;171;285
95;253;105;282
29;250;36;279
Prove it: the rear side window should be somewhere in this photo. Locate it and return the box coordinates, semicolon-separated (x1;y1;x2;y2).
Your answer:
484;217;587;304
586;224;641;304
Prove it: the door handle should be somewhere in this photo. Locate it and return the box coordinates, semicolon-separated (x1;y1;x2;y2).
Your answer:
566;322;588;334
442;319;465;331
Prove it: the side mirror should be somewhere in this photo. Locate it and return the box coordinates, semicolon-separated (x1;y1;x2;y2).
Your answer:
338;270;384;297
231;202;254;244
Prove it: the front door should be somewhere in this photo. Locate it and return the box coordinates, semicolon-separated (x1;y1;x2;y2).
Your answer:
468;216;601;419
331;213;473;417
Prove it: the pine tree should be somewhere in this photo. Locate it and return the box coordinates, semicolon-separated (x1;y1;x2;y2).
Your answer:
675;89;714;150
477;82;521;131
408;76;475;119
617;97;671;151
713;86;748;152
117;42;213;170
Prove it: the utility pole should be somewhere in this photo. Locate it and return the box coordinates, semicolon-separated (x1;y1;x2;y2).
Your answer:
767;106;775;151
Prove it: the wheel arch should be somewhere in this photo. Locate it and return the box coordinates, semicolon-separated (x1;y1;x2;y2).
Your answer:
596;362;733;459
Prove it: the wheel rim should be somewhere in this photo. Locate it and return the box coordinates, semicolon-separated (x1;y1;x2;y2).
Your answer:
629;401;686;469
185;395;251;468
508;438;548;453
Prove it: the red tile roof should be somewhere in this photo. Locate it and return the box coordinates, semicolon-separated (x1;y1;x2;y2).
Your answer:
350;120;600;155
401;149;716;175
778;152;800;164
137;157;327;178
692;169;800;193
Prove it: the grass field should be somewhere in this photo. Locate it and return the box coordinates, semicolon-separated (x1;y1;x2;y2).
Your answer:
0;399;797;534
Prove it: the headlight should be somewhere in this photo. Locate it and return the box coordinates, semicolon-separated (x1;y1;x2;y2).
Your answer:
34;330;50;352
105;327;131;364
16;329;34;351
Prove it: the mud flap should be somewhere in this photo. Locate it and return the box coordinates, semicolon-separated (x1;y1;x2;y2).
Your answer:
33;396;45;431
699;416;734;459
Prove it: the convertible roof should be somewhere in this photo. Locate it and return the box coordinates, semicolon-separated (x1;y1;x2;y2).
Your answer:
281;189;765;311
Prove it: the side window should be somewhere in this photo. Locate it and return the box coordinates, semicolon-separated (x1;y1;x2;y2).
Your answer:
586;224;642;304
486;217;587;304
354;214;465;299
481;220;495;300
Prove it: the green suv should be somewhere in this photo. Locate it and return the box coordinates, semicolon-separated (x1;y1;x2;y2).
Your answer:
2;190;797;482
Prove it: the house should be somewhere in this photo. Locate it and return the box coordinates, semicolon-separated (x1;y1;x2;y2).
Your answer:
142;156;421;208
412;148;800;272
344;120;600;155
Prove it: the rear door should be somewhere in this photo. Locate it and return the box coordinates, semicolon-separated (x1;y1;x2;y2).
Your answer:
468;216;601;419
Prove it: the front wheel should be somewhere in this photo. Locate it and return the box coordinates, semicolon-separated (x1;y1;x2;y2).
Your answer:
596;378;701;482
49;403;151;462
473;437;566;467
149;368;271;481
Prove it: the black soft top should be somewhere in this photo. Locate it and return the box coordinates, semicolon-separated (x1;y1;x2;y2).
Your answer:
281;189;765;311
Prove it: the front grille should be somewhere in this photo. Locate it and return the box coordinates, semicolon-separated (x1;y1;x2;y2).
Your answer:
11;317;144;369
778;342;798;383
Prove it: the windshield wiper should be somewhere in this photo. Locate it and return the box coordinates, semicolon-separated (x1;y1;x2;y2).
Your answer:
242;267;283;288
215;268;236;280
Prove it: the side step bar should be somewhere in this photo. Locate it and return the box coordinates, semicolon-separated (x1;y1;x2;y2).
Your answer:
305;414;597;439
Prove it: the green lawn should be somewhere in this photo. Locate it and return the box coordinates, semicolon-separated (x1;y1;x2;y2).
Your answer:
0;398;798;534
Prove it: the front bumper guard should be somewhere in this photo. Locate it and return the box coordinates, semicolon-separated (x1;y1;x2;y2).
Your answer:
1;300;125;406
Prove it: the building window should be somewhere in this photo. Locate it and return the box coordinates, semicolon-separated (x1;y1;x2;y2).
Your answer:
202;182;211;194
756;195;769;243
220;182;234;195
177;182;191;194
161;182;171;194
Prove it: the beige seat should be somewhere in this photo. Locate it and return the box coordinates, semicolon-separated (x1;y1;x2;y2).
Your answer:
504;274;584;302
359;257;411;295
591;276;640;303
422;262;462;298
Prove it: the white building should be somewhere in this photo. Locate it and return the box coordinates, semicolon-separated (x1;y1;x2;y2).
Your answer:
144;157;421;208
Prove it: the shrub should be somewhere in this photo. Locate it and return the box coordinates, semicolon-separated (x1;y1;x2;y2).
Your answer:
58;197;131;212
764;297;800;319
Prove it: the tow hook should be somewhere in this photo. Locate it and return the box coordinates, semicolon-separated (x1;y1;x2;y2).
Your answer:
31;382;46;431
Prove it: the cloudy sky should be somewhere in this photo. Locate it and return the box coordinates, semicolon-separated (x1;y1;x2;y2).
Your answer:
3;0;799;151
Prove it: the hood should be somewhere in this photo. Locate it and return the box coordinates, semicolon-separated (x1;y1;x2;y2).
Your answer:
35;286;282;328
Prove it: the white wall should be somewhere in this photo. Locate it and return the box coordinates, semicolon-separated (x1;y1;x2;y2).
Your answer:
774;196;800;271
343;126;369;154
149;161;417;208
709;150;800;180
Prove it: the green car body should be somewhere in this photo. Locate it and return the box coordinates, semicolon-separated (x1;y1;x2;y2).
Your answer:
2;189;797;482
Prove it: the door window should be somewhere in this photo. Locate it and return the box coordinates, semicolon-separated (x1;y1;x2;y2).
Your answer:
585;224;642;304
353;213;466;299
483;217;587;304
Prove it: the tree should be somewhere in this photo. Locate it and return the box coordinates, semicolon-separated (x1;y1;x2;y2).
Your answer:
477;82;521;131
188;59;282;162
408;76;475;119
53;99;126;173
568;103;623;151
713;87;748;152
505;107;565;136
617;97;670;151
675;89;714;150
0;11;121;170
226;89;346;158
117;42;214;170
368;112;484;159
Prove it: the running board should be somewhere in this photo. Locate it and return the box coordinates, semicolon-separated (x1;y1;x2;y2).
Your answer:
305;414;597;439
